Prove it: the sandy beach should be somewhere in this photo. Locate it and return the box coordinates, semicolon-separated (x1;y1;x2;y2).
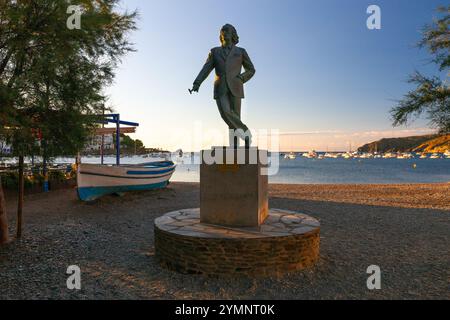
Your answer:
0;182;449;299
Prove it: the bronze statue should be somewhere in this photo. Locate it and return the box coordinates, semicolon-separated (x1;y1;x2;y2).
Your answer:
190;24;255;148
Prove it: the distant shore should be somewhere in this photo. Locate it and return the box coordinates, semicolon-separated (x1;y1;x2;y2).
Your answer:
0;182;449;299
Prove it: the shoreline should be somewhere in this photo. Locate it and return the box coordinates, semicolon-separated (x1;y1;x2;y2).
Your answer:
3;181;450;211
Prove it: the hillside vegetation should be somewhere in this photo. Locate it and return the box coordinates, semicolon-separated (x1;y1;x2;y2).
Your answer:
358;134;449;153
413;135;450;153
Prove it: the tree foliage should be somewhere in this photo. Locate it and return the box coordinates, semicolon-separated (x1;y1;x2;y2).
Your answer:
391;6;450;134
115;134;145;154
0;0;137;243
0;0;137;156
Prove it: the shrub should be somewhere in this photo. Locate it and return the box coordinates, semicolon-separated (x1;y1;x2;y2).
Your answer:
49;170;66;183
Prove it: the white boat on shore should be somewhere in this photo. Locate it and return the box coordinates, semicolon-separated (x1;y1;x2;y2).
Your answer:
77;161;176;201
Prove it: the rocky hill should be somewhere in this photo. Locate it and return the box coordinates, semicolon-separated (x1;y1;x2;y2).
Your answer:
412;134;450;153
358;134;449;153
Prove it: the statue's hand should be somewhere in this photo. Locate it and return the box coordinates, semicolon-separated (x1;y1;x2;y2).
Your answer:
189;83;200;94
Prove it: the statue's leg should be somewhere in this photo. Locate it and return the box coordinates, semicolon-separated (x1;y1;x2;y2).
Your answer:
216;96;233;128
216;96;236;147
231;94;241;117
230;96;252;148
217;94;252;147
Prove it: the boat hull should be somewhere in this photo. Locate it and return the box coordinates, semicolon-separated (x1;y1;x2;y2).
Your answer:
77;161;176;201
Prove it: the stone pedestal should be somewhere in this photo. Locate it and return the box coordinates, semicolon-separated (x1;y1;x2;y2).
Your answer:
200;147;268;228
154;209;321;277
154;146;321;277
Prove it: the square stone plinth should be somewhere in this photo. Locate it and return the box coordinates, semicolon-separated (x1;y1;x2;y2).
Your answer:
200;147;268;228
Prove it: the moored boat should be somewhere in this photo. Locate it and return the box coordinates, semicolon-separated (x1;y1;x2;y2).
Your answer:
77;161;176;201
341;152;353;159
324;152;338;158
429;153;441;159
284;152;296;160
302;151;317;159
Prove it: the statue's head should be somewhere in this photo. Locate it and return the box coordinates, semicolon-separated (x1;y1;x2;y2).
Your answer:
220;24;239;46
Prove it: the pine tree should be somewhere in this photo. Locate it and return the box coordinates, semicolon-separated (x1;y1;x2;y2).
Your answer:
391;6;449;134
0;0;137;243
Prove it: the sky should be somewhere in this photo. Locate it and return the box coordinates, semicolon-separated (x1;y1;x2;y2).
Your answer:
105;0;447;152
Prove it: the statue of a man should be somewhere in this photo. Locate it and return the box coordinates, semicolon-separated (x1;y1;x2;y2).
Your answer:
190;24;256;148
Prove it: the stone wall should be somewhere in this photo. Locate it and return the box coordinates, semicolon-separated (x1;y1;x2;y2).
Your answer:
154;209;320;277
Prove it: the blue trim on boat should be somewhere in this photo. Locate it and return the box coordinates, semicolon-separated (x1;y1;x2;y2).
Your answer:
77;181;169;202
126;168;174;175
79;170;174;179
132;161;175;168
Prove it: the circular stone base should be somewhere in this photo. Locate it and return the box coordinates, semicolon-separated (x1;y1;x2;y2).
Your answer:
154;209;320;277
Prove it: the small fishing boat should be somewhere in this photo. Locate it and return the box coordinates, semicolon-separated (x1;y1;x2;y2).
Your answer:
77;161;176;201
76;114;176;201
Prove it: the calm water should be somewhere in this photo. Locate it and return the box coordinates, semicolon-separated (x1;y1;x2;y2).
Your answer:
173;156;450;184
4;154;448;184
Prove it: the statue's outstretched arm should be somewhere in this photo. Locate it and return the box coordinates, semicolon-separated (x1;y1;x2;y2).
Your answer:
240;49;255;83
193;50;215;90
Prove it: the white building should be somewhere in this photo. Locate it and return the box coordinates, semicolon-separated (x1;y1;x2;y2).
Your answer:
84;135;115;152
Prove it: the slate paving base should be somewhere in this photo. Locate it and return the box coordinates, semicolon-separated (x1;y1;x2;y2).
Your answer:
154;208;320;277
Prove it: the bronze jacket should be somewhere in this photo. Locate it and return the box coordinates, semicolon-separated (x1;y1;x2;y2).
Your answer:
194;45;255;99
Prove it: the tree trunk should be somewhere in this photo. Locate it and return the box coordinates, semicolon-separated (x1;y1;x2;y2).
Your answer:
16;155;24;238
0;176;9;245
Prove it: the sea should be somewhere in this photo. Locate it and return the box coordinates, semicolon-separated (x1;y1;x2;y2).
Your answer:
47;153;450;184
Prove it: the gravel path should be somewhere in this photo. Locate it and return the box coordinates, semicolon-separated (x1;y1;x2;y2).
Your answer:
0;182;449;299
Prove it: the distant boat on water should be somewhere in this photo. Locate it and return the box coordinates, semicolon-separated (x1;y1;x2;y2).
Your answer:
324;152;338;159
342;152;353;159
284;152;297;160
358;153;373;159
397;153;413;159
302;151;317;159
77;161;176;201
429;153;441;159
382;153;396;159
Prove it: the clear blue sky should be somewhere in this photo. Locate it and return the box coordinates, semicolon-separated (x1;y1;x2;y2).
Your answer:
106;0;446;151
